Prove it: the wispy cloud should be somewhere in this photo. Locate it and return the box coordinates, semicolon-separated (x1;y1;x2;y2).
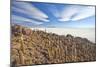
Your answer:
12;15;43;25
72;6;95;21
12;2;49;22
58;5;95;22
12;2;95;28
59;6;78;21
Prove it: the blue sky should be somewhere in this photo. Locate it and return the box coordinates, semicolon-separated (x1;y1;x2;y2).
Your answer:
11;1;95;28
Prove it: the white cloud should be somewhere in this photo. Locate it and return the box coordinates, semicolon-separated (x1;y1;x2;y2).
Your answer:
58;5;95;22
59;5;79;21
12;15;43;25
59;18;70;22
71;6;95;21
12;2;49;22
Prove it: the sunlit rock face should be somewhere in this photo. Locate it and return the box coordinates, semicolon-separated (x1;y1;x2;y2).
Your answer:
11;24;96;66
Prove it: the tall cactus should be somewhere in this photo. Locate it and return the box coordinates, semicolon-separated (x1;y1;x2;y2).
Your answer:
19;27;25;65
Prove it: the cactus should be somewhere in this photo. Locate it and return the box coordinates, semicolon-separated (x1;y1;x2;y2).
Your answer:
11;24;96;66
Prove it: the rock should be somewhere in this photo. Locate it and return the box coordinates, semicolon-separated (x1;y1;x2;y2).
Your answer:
22;28;32;36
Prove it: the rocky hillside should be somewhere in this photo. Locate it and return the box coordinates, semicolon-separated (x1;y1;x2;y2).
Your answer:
11;24;96;66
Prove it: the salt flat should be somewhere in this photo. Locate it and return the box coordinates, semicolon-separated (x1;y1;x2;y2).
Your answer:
31;28;95;43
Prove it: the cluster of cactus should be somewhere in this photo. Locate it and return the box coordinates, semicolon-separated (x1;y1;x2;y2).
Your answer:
11;24;96;66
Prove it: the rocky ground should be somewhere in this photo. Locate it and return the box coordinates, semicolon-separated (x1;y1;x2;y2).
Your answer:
11;24;96;66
